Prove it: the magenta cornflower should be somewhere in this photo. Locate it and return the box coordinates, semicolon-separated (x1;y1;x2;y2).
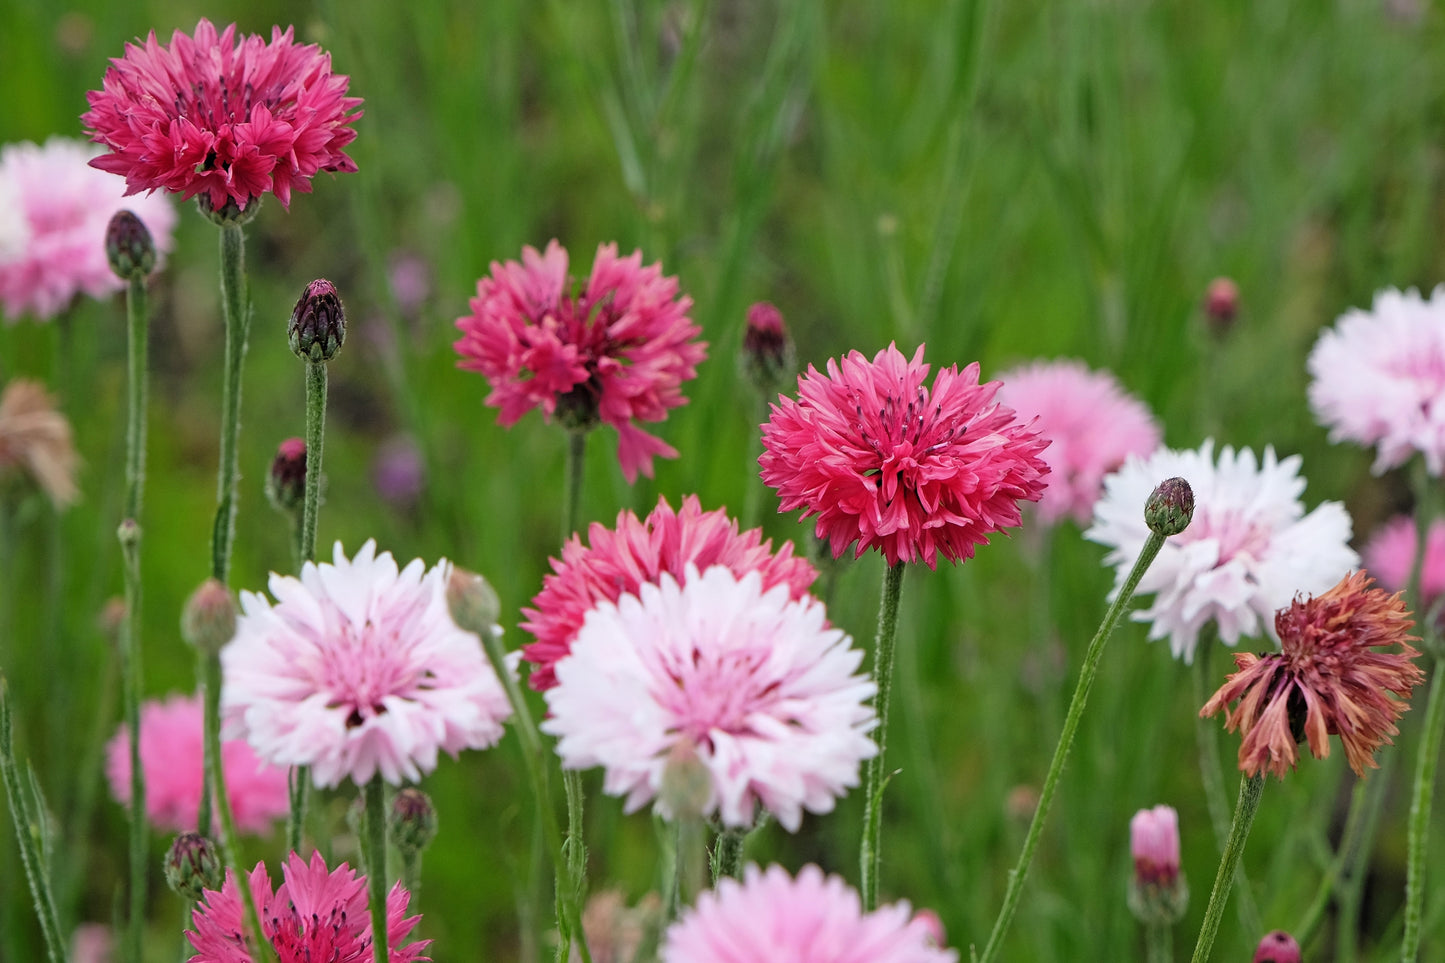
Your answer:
520;494;816;692
1201;571;1424;779
542;566;876;831
106;693;288;835
1362;514;1445;612
453;239;707;482
660;863;957;963
82;18;362;213
221;540;513;788
760;343;1050;568
185;851;428;963
0;138;175;321
995;359;1161;526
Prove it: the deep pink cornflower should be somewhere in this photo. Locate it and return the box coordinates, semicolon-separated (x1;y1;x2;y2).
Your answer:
82;18;362;212
453;240;707;482
186;851;429;963
760;343;1050;568
1362;514;1445;613
995;359;1161;526
520;494;817;692
1201;571;1424;779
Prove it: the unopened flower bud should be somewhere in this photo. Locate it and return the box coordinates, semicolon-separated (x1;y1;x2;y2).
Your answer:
181;579;237;654
659;739;712;820
1253;930;1301;963
164;832;223;901
389;787;438;858
265;438;307;516
105;210;155;280
1127;805;1188;926
1203;277;1239;335
1145;477;1194;537
739;301;795;392
289;279;346;363
116;518;140;547
445;566;501;636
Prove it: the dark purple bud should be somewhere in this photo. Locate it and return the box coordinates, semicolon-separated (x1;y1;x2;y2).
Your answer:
288;279;346;363
265;437;307;516
105;210;155;280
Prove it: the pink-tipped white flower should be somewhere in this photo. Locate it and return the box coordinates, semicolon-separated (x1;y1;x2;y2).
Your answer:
995;359;1162;526
0;138;175;321
221;540;513;788
661;863;957;963
542;566;876;831
1087;440;1357;663
1307;286;1445;475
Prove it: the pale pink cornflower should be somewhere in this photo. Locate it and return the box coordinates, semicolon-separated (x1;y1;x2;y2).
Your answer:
0;138;175;321
1087;441;1357;663
83;18;362;213
995;359;1161;526
1362;515;1445;612
106;693;289;834
542;566;876;831
760;343;1050;569
1201;571;1423;779
660;863;957;963
1307;286;1445;475
186;851;428;963
70;924;113;963
521;494;816;692
1130;805;1181;888
453;239;707;482
221;540;512;788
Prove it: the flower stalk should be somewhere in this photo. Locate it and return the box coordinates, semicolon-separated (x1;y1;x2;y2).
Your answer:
362;778;390;963
1189;772;1266;963
0;676;65;963
1401;655;1445;961
710;827;745;882
860;560;905;911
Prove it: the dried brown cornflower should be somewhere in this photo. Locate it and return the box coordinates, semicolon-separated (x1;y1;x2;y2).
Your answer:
1201;570;1424;779
0;378;79;507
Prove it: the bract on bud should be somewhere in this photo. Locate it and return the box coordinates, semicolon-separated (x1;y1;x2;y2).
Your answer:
389;787;438;858
196;193;260;227
265;438;307;516
181;579;237;654
445;566;501;636
288;278;346;363
164;832;223;901
1253;930;1301;963
105;210;156;280
1127;805;1188;926
740;301;795;392
1145;477;1194;537
658;739;712;821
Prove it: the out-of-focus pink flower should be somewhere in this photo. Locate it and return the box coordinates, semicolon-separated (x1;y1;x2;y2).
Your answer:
387;252;430;318
760;343;1050;569
83;18;362;212
995;359;1161;526
186;851;429;963
453;240;707;482
0;138;175;321
660;864;957;963
1087;441;1358;663
70;923;113;963
542;566;876;831
1204;277;1239;332
521;495;816;691
1307;286;1445;475
1253;931;1301;963
106;693;288;835
221;540;512;788
372;435;425;507
1202;571;1423;779
1130;805;1181;887
1362;515;1445;612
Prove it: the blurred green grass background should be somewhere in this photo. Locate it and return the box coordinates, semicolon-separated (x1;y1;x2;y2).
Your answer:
3;0;1445;959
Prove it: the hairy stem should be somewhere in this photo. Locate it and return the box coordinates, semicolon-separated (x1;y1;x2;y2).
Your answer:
860;561;906;911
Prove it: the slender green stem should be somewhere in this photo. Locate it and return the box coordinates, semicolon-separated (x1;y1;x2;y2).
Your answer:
562;430;586;545
667;816;704;922
400;849;423;899
861;561;906;911
363;779;390;963
0;677;65;963
710;827;745;882
118;520;145;963
1293;774;1368;946
742;395;769;532
1401;656;1445;961
1189;773;1266;963
1335;753;1394;963
123;275;149;520
196;648;216;837
1144;922;1172;963
300;362;328;565
477;627;592;963
978;531;1168;963
559;429;589;953
563;768;587;920
287;766;308;856
211;222;250;584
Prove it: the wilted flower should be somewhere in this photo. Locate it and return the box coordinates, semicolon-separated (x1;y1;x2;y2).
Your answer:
0;378;80;507
453;239;707;482
760;343;1050;569
83;18;362;213
1362;515;1445;613
1087;441;1357;663
1201;571;1424;779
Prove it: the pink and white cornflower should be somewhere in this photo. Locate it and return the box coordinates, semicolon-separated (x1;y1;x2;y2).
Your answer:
761;343;1050;568
453;239;707;482
995;359;1161;526
1363;515;1445;612
1307;286;1445;475
83;18;362;212
660;863;957;963
186;851;429;963
221;540;513;788
521;494;816;692
1130;805;1181;887
106;693;289;834
542;566;876;831
0;169;29;264
1087;440;1357;663
0;138;175;321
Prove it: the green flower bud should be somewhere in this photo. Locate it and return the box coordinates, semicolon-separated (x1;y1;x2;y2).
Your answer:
389;787;438;858
105;210;156;280
181;578;237;654
164;832;223;901
445;566;501;637
1145;476;1194;537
